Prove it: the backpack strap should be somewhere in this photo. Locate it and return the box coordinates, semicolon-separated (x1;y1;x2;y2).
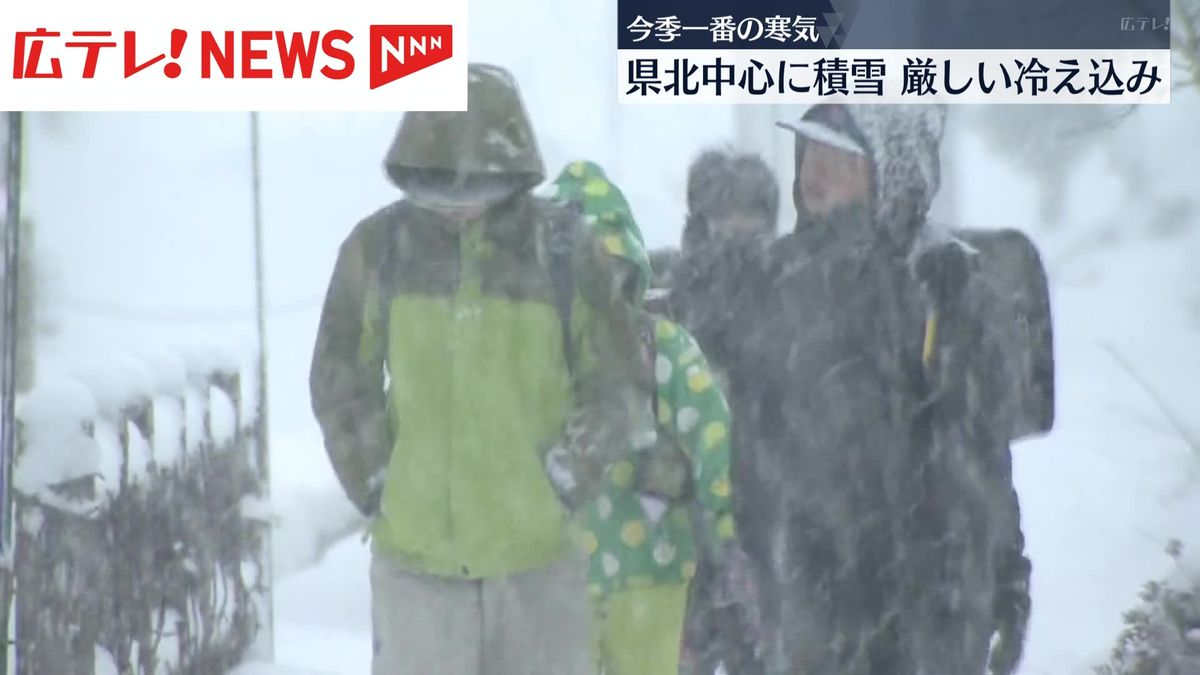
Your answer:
639;312;660;421
913;238;973;373
922;308;939;369
535;199;582;380
372;201;410;374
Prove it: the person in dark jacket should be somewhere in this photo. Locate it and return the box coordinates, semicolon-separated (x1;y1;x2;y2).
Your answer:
659;148;781;675
750;103;937;675
667;103;1039;675
656;105;1049;675
662;115;906;675
681;147;781;254
935;225;1051;675
646;147;779;313
768;103;1037;675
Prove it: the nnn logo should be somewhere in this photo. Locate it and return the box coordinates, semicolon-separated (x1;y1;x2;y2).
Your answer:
369;24;452;89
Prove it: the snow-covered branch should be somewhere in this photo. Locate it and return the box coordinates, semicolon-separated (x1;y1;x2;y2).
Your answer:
1095;543;1200;674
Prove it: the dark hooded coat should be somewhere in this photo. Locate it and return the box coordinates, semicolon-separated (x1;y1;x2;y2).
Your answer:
669;105;1037;675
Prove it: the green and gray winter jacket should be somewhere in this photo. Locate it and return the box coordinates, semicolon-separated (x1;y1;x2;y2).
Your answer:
552;161;736;598
310;66;641;580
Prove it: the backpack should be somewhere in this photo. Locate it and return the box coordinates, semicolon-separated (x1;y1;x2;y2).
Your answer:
912;227;1055;442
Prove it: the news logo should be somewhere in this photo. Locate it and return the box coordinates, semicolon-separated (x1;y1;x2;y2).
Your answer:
0;0;466;110
370;25;453;90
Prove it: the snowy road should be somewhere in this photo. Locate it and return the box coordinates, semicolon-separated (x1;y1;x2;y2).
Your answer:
236;535;373;675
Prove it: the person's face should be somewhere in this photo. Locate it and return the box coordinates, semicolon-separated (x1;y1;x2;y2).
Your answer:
797;139;873;218
709;211;772;240
407;171;519;223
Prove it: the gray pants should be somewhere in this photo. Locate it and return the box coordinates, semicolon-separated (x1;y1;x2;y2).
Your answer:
370;553;595;675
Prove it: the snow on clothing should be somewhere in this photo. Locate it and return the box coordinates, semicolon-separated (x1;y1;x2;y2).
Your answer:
926;224;1051;675
668;104;1032;675
755;105;954;675
310;66;646;581
681;148;781;256
812;106;1035;675
646;148;780;675
552;161;736;675
309;65;649;675
552;160;735;597
908;225;1042;675
576;316;734;596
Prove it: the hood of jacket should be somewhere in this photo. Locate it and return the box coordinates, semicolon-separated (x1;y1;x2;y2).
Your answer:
384;63;546;194
550;160;652;309
778;104;946;254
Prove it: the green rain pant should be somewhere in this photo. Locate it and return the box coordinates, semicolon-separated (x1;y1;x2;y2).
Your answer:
593;583;690;675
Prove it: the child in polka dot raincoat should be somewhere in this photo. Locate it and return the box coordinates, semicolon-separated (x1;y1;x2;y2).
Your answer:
552;161;738;675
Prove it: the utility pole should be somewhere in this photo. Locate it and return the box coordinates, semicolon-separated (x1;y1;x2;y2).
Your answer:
0;111;24;675
248;111;274;662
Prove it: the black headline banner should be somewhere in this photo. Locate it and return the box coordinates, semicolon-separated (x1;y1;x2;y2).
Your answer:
618;0;1172;50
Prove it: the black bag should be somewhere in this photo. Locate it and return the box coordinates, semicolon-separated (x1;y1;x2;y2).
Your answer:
953;227;1055;441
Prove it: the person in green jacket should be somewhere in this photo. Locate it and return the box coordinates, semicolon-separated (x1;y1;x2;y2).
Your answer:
310;65;651;675
551;160;738;675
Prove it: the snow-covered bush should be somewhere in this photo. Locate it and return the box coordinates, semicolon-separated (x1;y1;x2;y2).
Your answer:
1096;542;1200;675
12;343;269;675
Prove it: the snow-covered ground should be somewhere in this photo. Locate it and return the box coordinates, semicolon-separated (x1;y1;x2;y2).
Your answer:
233;536;373;675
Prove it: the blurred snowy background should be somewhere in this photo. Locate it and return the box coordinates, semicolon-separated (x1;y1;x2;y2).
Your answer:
13;3;1200;673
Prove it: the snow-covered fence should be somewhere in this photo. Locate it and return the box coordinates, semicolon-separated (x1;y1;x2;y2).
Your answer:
11;343;269;674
